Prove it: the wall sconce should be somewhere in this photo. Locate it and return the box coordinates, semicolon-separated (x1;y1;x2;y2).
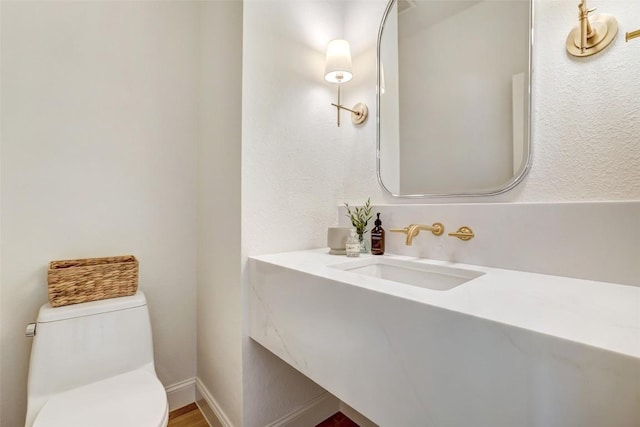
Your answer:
324;39;368;127
566;0;618;57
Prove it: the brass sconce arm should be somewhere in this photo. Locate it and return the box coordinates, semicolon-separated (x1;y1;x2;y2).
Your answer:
331;103;360;115
627;29;640;42
331;102;368;125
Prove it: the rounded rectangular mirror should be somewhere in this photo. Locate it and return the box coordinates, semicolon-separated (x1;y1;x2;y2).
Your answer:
377;0;533;197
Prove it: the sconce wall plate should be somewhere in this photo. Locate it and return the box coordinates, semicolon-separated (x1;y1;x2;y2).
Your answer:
351;103;368;125
566;14;618;57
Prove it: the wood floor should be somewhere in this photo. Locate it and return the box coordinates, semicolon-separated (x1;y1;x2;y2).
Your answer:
168;403;209;427
316;411;359;427
167;404;359;427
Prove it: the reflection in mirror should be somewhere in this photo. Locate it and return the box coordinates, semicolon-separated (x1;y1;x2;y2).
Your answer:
377;0;532;197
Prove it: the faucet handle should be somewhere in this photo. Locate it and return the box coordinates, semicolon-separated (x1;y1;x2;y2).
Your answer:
429;223;444;236
448;226;475;241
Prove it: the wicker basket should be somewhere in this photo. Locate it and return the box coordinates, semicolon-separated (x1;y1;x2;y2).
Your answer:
47;255;139;307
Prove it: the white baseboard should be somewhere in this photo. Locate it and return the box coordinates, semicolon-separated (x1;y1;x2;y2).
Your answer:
165;377;196;411
193;379;341;427
264;392;340;427
195;377;235;427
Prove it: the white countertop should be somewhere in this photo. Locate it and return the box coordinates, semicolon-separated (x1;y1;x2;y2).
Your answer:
251;249;640;359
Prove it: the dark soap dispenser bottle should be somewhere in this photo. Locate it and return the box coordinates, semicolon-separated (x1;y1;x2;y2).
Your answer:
371;212;385;255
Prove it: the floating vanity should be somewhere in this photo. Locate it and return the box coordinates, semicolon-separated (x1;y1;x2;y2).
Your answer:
249;250;640;427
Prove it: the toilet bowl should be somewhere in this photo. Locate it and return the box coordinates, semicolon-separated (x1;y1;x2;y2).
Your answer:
25;291;168;427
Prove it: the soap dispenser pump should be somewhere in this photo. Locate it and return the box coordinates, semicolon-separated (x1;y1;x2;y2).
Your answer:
371;213;385;255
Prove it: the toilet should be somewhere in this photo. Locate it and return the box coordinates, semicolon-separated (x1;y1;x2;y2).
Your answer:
25;291;168;427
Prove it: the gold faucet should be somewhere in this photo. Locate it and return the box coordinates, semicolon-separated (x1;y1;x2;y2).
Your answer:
390;223;444;246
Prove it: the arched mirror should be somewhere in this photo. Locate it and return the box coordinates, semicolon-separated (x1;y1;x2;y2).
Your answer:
377;0;533;197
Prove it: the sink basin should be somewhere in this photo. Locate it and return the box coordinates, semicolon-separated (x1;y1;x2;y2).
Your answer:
329;257;484;291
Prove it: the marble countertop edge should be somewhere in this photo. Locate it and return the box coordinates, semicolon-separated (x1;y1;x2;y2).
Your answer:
250;249;640;360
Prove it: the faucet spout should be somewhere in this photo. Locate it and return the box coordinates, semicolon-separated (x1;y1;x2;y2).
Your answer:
390;223;444;246
406;223;444;245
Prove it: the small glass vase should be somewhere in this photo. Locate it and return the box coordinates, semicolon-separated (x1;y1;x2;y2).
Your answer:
358;233;370;253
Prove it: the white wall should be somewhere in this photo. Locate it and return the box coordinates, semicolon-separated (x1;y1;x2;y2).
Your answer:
0;2;199;425
523;0;640;201
241;1;369;425
345;0;640;203
196;1;243;426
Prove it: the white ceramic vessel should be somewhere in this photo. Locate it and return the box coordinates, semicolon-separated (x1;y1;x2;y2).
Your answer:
25;291;168;427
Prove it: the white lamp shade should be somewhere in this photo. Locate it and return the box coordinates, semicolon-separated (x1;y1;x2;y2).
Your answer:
324;39;353;83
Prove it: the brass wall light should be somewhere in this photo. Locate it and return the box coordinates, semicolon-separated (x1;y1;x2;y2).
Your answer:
324;39;368;127
566;0;618;57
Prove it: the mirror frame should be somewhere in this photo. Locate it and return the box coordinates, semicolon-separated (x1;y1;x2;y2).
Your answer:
376;0;534;198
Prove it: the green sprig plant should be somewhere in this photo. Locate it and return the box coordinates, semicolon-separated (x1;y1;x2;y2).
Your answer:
344;197;373;240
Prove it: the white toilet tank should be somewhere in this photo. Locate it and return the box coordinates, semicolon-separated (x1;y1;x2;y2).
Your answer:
25;291;161;426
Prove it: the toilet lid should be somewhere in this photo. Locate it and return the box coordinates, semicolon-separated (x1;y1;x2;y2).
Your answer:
33;369;168;427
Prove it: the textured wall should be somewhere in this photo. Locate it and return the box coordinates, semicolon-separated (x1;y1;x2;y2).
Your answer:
344;0;640;203
526;0;640;201
0;2;198;425
241;1;348;425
